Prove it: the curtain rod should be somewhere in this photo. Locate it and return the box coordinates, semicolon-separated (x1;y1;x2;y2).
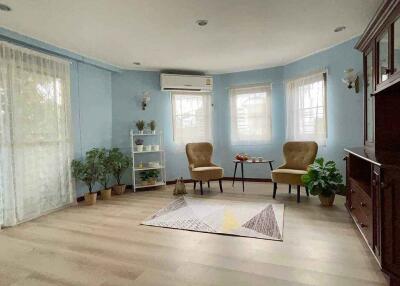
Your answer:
226;82;272;90
284;67;328;83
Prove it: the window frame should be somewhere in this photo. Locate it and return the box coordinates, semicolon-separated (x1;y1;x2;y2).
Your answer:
285;71;327;145
171;91;213;145
229;84;272;146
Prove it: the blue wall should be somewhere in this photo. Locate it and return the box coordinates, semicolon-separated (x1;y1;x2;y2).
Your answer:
112;37;363;183
1;26;364;191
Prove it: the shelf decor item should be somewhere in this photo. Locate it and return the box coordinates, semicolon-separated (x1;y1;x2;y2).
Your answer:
301;157;345;206
109;148;130;195
148;120;156;134
135;138;144;152
136;120;145;134
130;130;166;192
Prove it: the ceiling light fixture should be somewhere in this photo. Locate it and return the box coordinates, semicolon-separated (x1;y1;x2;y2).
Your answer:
334;26;346;32
0;3;11;11
196;20;208;27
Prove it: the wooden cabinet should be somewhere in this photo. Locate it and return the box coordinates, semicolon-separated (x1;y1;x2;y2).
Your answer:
350;2;400;285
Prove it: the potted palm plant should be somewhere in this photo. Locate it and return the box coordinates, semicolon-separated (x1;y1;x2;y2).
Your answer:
301;158;345;206
136;120;145;134
109;148;130;195
148;120;156;134
71;152;100;206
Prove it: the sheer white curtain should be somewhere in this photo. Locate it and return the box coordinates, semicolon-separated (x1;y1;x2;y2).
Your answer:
0;41;74;227
285;72;327;145
230;84;272;145
171;91;212;145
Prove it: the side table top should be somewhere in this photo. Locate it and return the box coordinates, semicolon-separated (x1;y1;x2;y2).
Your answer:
233;159;274;163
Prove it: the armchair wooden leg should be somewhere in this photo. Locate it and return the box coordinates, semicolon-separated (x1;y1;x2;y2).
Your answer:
306;187;309;197
273;182;277;199
288;185;291;194
194;181;196;190
200;181;203;195
297;185;301;203
219;179;223;193
207;181;210;189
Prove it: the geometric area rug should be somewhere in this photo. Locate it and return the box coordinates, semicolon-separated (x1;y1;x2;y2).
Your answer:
141;197;284;241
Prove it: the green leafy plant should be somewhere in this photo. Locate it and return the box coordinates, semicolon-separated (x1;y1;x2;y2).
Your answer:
301;157;345;197
139;170;160;181
108;148;130;185
136;120;145;131
148;120;156;131
94;148;112;189
71;149;103;193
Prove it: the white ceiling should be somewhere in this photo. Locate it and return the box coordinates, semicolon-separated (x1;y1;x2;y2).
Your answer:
0;0;381;73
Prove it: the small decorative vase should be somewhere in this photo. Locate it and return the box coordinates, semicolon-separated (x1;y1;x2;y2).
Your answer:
319;194;335;207
113;184;126;195
152;145;160;151
84;192;97;205
100;188;112;200
136;144;143;152
138;130;144;135
144;145;151;151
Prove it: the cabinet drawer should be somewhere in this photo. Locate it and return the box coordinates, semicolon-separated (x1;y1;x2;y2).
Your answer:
349;186;373;246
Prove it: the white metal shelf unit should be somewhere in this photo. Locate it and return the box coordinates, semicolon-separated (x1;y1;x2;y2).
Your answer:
130;130;166;192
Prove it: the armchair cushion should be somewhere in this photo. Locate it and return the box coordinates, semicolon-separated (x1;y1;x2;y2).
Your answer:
271;169;307;186
191;166;224;181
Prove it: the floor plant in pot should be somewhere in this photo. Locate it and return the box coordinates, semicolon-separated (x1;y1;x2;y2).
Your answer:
301;158;345;206
136;120;145;134
71;153;100;206
97;148;112;200
109;148;130;195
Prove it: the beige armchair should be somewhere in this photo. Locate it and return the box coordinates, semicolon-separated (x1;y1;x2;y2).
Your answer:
185;142;224;195
271;141;318;203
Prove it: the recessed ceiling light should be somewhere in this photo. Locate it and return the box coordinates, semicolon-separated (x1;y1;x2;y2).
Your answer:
0;3;11;11
334;26;346;32
196;20;208;27
133;62;141;66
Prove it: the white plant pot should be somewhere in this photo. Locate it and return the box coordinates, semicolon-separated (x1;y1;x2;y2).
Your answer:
138;130;144;135
144;145;152;151
136;145;143;152
152;145;160;151
151;130;156;134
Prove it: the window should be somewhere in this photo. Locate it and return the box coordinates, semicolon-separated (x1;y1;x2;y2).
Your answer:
285;72;327;145
171;92;212;144
230;84;272;145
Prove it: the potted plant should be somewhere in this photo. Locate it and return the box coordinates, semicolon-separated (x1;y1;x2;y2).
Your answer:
135;138;144;152
140;170;160;185
136;120;145;134
109;148;130;195
97;148;112;200
301;157;345;207
71;153;100;206
148;120;156;134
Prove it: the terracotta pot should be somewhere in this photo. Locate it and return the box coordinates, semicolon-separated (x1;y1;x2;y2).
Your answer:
113;184;126;195
84;192;97;206
100;188;112;200
319;194;335;207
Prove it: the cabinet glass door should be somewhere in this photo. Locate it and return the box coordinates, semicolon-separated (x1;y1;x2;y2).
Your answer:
378;30;389;82
394;18;400;73
366;51;374;143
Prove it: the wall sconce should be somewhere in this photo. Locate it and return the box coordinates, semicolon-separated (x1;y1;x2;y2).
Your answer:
342;68;359;93
141;92;151;110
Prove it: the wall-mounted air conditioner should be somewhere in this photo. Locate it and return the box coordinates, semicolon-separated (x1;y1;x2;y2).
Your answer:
160;73;213;92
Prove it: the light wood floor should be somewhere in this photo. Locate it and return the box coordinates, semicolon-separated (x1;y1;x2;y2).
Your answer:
0;181;389;286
